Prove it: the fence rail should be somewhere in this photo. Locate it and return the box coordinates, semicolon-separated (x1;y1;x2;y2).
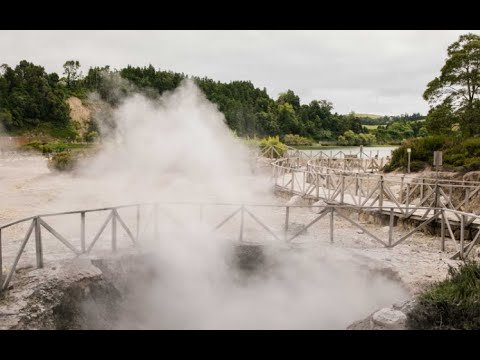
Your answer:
2;200;480;293
272;155;480;216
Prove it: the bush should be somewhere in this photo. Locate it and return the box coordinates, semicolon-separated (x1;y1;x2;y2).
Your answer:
384;135;469;172
259;136;287;158
409;160;427;172
463;137;480;157
337;130;376;146
283;134;314;146
407;262;480;330
47;151;78;172
85;131;98;143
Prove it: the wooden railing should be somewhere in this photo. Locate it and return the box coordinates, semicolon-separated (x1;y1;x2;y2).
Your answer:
272;157;480;215
2;200;480;293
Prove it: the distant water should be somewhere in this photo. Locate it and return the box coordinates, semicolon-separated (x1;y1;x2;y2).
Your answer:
299;146;398;158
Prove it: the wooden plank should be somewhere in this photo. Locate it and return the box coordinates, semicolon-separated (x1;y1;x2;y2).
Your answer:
451;228;480;260
335;211;388;247
391;212;441;247
34;217;43;268
81;212;86;253
244;208;282;242
213;207;242;231
87;211;113;253
2;220;35;291
444;216;459;251
39;219;81;255
287;208;329;242
114;210;138;245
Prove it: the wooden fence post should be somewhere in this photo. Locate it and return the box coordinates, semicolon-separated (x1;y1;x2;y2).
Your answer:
340;176;345;204
379;176;384;211
81;211;86;253
388;208;394;247
441;209;445;252
355;173;359;196
291;171;295;192
330;208;334;243
35;217;43;268
111;209;117;252
400;176;405;203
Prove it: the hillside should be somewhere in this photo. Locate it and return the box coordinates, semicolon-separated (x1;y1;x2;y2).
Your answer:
353;113;383;119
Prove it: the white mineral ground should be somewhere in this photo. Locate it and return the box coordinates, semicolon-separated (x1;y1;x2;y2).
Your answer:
0;153;461;329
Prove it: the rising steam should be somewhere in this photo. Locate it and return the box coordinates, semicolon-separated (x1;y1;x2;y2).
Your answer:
5;78;407;329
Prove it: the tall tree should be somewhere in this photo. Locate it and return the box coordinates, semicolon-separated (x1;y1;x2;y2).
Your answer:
423;33;480;136
63;60;82;89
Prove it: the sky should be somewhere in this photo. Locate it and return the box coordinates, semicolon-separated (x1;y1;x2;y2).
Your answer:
1;30;479;116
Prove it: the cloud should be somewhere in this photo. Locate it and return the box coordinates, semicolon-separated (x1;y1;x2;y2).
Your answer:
0;30;478;115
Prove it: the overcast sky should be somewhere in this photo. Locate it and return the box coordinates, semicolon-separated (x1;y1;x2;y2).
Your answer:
1;30;479;115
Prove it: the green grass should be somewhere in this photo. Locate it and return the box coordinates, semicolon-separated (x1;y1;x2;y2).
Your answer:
407;261;480;330
364;124;379;130
22;140;92;154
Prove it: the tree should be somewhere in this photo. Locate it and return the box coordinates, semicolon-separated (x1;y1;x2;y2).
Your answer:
277;90;300;111
277;103;300;134
423;33;480;136
425;100;459;135
63;60;82;89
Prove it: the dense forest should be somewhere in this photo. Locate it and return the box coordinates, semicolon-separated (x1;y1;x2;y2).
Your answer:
0;59;422;144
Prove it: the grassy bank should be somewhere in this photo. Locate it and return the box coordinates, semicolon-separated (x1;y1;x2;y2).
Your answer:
384;136;480;173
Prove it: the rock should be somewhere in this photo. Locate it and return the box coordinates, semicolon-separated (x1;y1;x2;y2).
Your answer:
0;252;152;330
286;195;303;206
393;298;417;314
372;308;407;329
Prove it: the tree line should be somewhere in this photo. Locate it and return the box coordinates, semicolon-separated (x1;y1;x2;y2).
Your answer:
0;60;378;142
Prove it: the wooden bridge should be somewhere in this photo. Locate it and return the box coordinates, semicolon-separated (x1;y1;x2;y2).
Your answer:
268;148;480;261
1;145;480;293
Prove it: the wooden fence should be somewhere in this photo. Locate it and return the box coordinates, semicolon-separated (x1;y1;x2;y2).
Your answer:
1;201;479;293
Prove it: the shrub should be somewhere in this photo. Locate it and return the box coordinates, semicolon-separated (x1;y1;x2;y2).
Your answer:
47;151;77;172
407;262;480;330
337;130;376;146
259;136;287;158
409;160;427;172
283;134;314;146
384;135;469;172
463;137;480;157
85;131;98;143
